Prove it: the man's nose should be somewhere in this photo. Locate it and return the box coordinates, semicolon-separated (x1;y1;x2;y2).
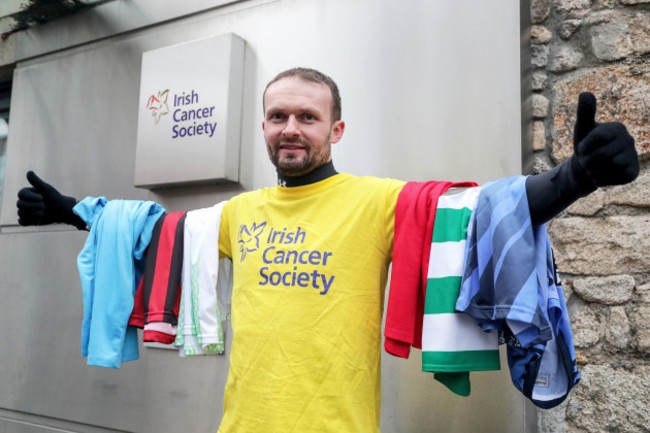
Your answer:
282;116;300;136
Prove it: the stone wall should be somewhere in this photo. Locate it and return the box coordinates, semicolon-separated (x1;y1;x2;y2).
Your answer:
529;0;650;432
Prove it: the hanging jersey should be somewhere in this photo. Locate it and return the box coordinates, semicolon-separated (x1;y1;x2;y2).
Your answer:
176;201;231;356
422;186;499;396
457;175;580;408
385;180;465;358
130;212;186;344
74;197;166;368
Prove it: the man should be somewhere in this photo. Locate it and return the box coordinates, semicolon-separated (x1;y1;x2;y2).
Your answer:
17;68;639;432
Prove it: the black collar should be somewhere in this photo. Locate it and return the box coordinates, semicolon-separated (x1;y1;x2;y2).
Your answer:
277;161;338;187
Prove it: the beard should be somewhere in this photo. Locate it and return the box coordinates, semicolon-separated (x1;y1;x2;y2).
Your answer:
268;133;331;177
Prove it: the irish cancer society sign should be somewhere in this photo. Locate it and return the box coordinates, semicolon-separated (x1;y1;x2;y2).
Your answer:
134;34;244;187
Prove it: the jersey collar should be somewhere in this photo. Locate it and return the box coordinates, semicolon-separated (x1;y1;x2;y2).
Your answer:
277;161;338;187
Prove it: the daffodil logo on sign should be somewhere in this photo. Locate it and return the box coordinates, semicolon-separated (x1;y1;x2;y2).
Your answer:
146;90;170;124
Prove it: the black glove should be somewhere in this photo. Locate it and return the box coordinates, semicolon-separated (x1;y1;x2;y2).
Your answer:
571;92;639;189
16;171;87;230
527;92;639;226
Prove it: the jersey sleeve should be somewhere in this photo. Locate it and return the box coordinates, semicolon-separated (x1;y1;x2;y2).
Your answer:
383;179;406;260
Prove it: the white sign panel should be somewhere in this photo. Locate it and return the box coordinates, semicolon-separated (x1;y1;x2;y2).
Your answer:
134;33;244;187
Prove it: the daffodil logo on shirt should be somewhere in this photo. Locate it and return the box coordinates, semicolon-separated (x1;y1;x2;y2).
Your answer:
238;222;267;262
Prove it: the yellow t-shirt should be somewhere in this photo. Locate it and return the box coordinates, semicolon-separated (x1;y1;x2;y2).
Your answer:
217;173;405;433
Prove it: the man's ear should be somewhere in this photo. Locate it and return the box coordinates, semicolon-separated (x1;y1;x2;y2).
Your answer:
330;120;345;144
262;121;265;131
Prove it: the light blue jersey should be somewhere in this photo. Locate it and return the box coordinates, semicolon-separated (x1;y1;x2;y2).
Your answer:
75;197;166;368
457;176;580;409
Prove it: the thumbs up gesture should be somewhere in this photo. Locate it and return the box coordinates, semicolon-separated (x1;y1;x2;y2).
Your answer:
16;171;86;229
571;92;639;189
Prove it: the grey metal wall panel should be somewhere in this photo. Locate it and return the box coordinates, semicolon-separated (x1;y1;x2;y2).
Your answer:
13;0;254;63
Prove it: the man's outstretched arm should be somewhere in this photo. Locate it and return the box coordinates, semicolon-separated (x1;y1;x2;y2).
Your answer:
16;94;639;229
526;92;639;226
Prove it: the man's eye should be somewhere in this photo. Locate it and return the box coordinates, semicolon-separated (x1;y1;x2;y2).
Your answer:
270;113;285;120
303;114;316;121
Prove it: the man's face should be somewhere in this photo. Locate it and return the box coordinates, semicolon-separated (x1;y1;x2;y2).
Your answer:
263;76;345;177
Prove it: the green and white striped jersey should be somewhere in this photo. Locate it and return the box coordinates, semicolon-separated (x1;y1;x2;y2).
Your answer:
422;187;500;396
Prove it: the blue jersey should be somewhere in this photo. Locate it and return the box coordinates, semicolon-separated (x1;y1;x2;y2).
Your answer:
75;197;166;368
457;175;580;409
